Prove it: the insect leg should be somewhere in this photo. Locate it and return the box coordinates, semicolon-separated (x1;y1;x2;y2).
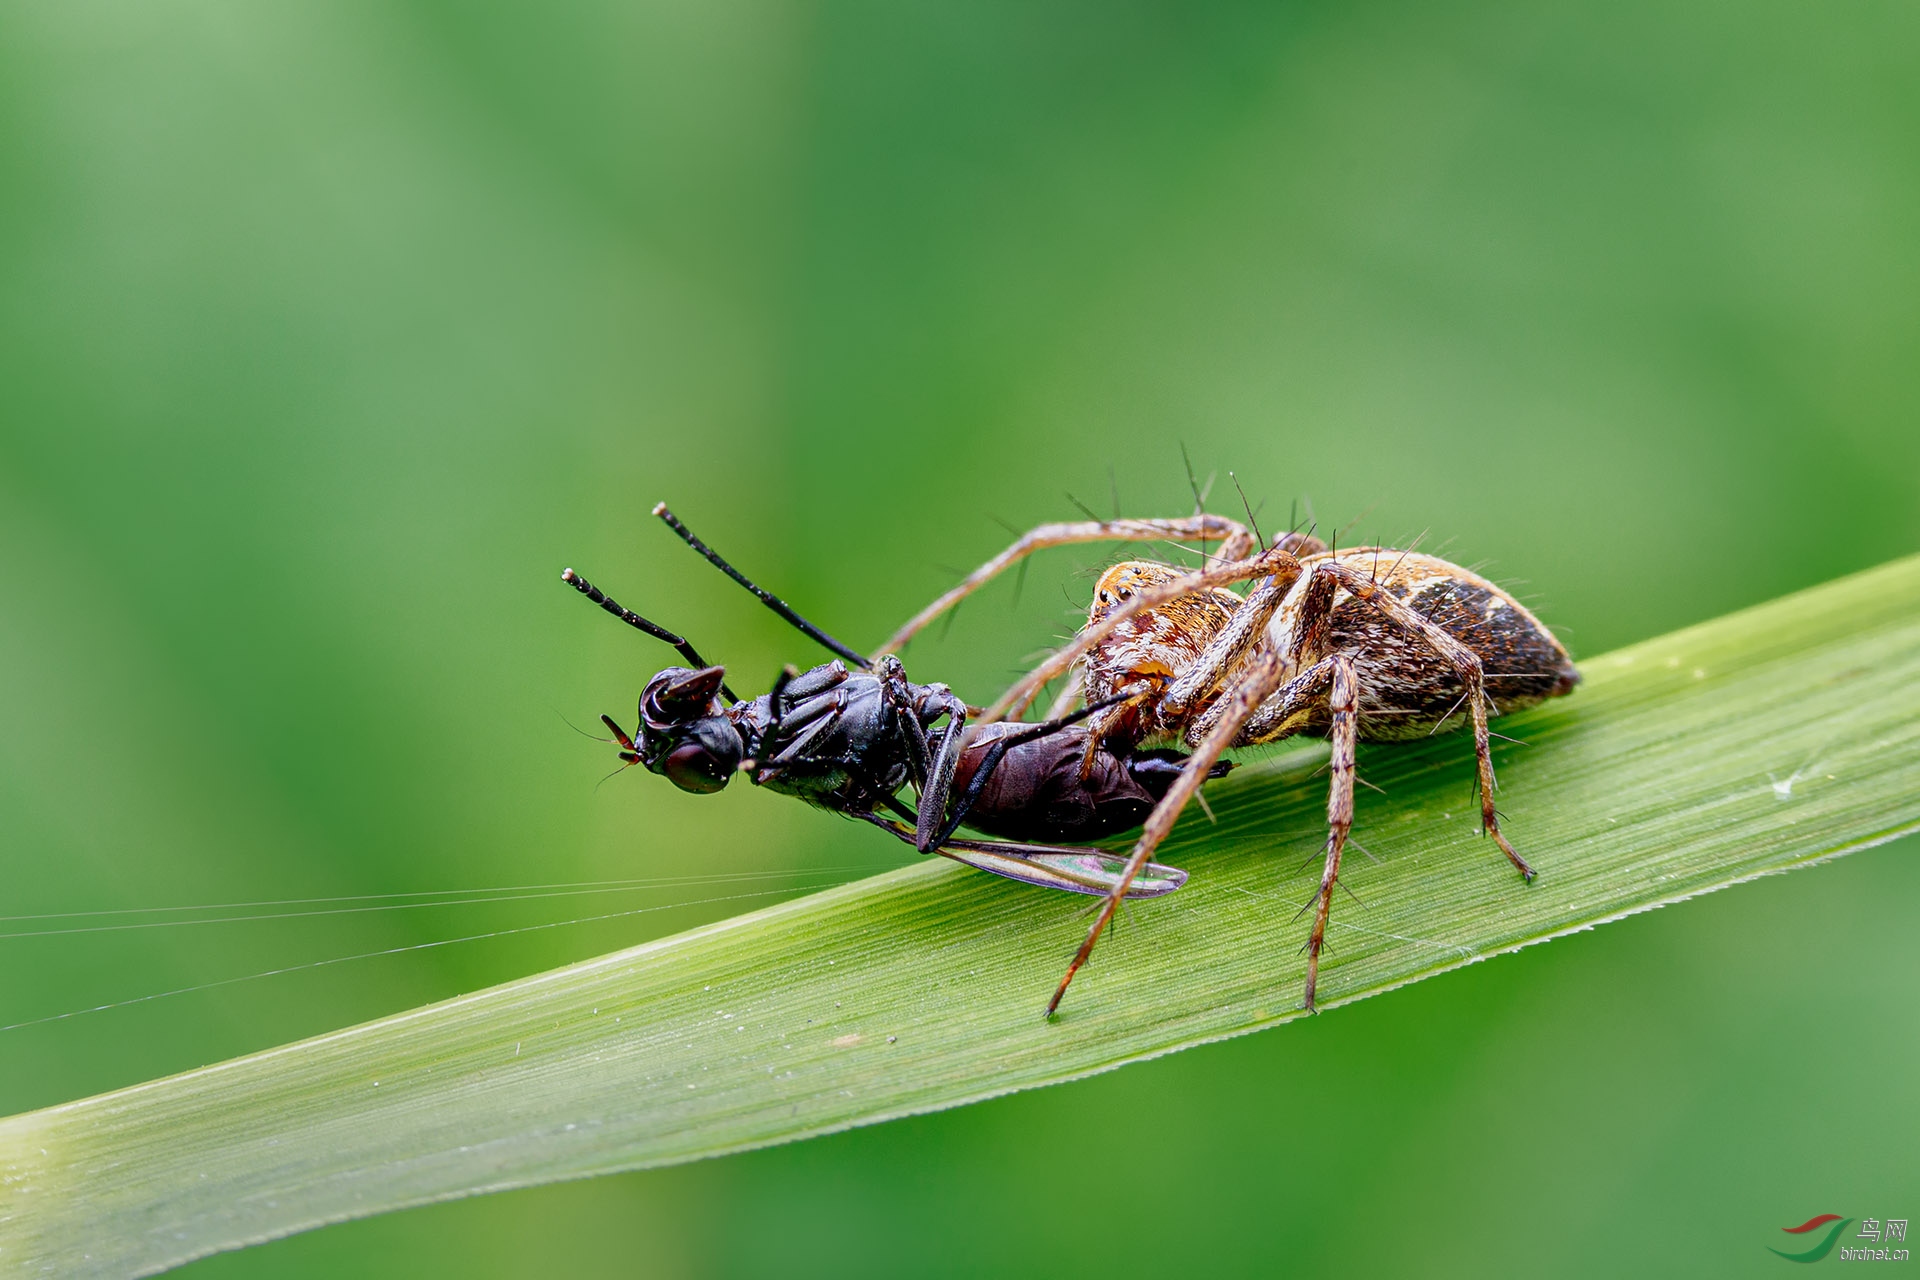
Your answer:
1317;560;1534;879
1304;653;1360;1012
1045;644;1291;1018
913;689;971;852
742;665;800;779
884;681;936;793
766;721;835;771
876;515;1259;658
922;695;1124;850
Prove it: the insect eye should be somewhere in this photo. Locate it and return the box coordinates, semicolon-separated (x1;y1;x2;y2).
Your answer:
662;741;730;794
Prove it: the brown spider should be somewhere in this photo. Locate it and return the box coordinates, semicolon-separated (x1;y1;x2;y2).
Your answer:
877;513;1580;1015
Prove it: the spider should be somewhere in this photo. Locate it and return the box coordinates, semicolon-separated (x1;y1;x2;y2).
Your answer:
876;511;1580;1015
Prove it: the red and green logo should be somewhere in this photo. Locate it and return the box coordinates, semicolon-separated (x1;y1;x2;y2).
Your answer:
1769;1215;1852;1264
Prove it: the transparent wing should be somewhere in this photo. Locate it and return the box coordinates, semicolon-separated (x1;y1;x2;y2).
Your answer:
935;837;1187;898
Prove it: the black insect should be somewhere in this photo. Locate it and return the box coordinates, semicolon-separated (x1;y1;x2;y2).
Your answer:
560;505;1228;899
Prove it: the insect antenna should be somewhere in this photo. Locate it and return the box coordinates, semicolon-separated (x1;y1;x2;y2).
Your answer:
556;709;617;744
652;504;871;670
561;568;738;703
594;759;639;790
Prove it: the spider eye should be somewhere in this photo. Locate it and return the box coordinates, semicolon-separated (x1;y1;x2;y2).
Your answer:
662;741;731;794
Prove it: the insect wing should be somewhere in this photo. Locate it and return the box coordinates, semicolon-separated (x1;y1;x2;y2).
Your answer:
937;841;1187;899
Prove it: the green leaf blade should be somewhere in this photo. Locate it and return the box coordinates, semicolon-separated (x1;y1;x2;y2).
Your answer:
4;555;1918;1277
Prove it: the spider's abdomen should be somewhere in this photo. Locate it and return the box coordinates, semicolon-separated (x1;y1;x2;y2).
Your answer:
1318;550;1578;741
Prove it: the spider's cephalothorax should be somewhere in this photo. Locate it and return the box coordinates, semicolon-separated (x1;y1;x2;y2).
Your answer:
876;510;1580;1016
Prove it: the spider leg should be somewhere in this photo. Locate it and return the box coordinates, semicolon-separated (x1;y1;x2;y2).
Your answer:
876;515;1258;658
1160;557;1326;727
1044;644;1291;1018
1074;679;1159;778
1304;654;1360;1012
987;543;1300;722
1317;560;1534;880
1041;663;1085;721
1067;546;1312;775
1187;646;1358;1011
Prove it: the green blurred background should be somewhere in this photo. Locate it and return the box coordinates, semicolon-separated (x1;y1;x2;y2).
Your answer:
2;1;1916;1275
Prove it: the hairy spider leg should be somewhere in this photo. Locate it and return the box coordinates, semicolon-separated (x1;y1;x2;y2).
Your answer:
1215;556;1535;1001
986;543;1303;722
1311;558;1534;879
876;515;1262;658
1307;654;1361;1012
1178;553;1534;879
1204;649;1363;1010
1189;566;1338;743
1045;640;1294;1017
1042;556;1331;1015
1041;665;1086;720
1190;648;1360;1013
1156;562;1313;725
